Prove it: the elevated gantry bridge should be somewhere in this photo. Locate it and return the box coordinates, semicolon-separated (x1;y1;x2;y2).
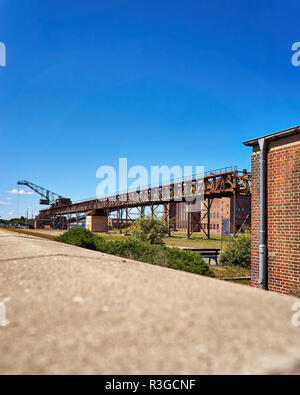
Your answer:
37;167;251;237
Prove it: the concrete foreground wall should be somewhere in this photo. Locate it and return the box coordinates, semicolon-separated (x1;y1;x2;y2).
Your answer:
0;229;299;375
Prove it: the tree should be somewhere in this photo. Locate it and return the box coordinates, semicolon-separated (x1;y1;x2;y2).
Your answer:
219;235;251;268
129;216;169;244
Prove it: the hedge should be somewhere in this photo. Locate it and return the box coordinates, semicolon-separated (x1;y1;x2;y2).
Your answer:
56;228;213;277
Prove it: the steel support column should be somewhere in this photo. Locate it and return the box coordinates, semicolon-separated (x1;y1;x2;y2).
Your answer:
233;193;237;237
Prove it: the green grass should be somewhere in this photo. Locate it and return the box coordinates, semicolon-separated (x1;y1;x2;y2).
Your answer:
98;233;251;282
4;227;233;251
163;232;231;249
229;279;251;285
2;227;57;240
106;230;231;249
96;232;127;240
210;265;250;279
56;228;214;277
3;227;251;284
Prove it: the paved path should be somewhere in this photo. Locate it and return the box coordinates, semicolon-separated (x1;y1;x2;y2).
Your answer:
0;230;299;375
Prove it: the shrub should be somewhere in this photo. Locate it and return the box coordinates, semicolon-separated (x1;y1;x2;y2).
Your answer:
94;238;213;276
56;229;213;277
55;228;98;250
219;235;251;268
129;216;169;244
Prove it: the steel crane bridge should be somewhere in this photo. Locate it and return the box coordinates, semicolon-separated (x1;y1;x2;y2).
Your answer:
17;180;71;206
36;167;251;238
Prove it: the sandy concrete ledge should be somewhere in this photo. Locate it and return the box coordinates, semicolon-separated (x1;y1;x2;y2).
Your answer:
0;229;299;375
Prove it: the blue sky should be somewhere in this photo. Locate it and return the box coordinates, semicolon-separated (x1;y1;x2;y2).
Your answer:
1;0;300;219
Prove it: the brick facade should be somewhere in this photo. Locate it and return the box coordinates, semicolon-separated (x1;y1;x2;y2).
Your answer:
167;196;250;235
249;135;300;296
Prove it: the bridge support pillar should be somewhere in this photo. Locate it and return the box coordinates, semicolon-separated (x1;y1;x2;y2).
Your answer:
164;203;177;235
86;212;108;233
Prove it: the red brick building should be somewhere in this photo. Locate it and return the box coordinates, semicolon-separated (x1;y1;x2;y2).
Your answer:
167;196;251;235
244;126;300;296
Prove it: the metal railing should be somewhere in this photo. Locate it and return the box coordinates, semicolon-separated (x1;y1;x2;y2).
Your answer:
72;166;239;204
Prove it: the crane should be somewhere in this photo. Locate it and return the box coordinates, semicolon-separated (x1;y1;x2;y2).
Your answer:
17;180;72;207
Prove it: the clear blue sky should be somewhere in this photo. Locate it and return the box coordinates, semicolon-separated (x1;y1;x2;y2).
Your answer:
1;0;300;219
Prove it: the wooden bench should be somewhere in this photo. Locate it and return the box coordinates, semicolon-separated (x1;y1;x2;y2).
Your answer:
178;247;221;265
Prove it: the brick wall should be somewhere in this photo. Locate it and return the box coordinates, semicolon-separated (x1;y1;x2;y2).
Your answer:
251;142;300;295
170;197;250;234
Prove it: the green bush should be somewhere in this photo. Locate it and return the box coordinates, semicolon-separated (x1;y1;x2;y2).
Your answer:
55;228;99;250
219;235;251;268
56;229;213;277
95;238;213;276
129;216;169;244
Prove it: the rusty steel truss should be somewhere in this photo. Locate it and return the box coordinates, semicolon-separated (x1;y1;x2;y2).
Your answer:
38;168;251;222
